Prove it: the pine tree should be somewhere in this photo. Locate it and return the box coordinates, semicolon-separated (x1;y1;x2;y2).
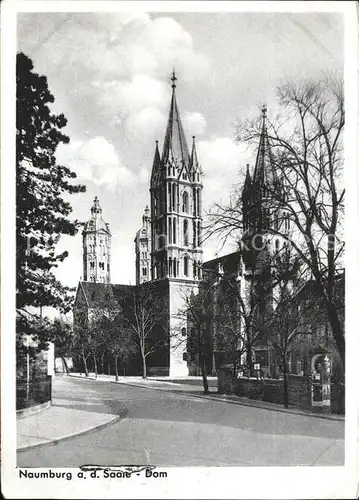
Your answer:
16;52;85;346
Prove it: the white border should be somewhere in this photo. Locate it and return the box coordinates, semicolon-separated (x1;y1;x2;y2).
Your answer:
1;1;358;499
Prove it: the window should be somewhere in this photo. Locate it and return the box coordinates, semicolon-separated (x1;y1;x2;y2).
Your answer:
184;256;189;276
173;218;176;244
169;257;172;276
182;191;189;213
172;184;176;211
193;261;197;279
168;183;172;210
142;267;147;276
193;220;197;247
173;258;177;277
182;327;187;336
99;262;104;270
90;261;95;269
193;187;197;215
197;221;201;247
183;219;188;246
169;217;172;244
107;263;110;271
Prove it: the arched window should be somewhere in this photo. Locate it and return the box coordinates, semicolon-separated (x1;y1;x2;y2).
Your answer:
184;255;189;276
173;258;177;277
183;191;189;213
183;219;188;246
168;257;172;276
193;220;197;247
197;221;201;247
193;261;197;279
172;184;176;211
173;218;176;244
168;217;172;244
181;327;187;336
193;187;197;215
168;183;172;210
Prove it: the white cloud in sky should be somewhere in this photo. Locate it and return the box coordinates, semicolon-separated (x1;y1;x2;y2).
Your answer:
183;112;207;136
125;105;167;142
57;136;137;190
198;136;250;210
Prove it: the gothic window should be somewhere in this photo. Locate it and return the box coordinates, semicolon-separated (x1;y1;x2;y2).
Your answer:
193;261;197;279
169;217;172;244
142;268;147;276
184;256;189;276
168;257;172;276
197;189;201;215
193;187;197;215
181;327;187;336
172;184;176;211
173;258;177;277
107;263;110;271
183;219;189;246
158;236;165;249
197;221;201;247
90;261;95;269
275;239;280;252
182;191;189;213
168;183;172;210
193;220;197;247
173;218;176;244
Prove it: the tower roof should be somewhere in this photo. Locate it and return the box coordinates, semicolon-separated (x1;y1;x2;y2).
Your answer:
162;71;190;166
190;136;200;172
252;105;279;188
84;197;111;234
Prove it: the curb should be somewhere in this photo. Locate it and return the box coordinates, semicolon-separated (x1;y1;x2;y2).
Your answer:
67;374;345;422
17;413;122;452
16;401;51;419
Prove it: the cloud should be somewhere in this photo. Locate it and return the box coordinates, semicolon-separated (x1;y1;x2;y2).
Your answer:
197;136;250;209
57;136;136;189
125;105;167;141
183;112;207;136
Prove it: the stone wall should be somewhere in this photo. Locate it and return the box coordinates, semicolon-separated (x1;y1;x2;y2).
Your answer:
218;368;344;414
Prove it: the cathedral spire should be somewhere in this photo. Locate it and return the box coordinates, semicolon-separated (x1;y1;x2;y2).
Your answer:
252;104;278;188
162;70;190;165
150;140;161;188
190;136;199;171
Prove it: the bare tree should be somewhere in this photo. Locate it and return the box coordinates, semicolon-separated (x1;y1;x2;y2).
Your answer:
210;78;345;366
179;283;214;394
122;284;167;379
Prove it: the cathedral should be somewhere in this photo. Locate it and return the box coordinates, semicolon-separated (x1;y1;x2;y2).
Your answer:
73;72;289;378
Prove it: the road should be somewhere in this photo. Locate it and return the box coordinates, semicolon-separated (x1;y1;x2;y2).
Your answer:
17;376;344;467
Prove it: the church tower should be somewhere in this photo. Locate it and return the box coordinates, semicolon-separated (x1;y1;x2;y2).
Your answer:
150;71;203;282
150;71;204;376
82;197;111;283
134;205;151;285
242;105;289;258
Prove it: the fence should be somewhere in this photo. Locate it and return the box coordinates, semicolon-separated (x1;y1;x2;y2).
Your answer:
16;375;52;411
218;368;344;414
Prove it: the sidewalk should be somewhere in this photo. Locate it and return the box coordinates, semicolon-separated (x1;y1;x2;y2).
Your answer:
69;373;345;422
17;394;119;452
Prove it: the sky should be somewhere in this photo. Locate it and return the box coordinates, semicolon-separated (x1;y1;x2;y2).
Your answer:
17;10;344;288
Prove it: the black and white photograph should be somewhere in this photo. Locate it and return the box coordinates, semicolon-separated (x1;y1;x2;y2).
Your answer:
2;1;358;498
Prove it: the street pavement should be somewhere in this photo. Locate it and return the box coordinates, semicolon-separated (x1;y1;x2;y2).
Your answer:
17;375;344;467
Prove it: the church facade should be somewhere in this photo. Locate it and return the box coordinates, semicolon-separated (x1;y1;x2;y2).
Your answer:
73;75;301;379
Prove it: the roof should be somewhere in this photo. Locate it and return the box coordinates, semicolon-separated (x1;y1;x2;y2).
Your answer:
252;106;279;188
161;79;190;167
203;251;241;272
77;282;136;309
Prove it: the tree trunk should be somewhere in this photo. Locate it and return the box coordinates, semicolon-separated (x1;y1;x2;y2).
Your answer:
61;356;69;374
283;354;289;409
101;352;105;374
324;297;345;368
114;355;119;382
199;354;209;394
93;354;98;379
82;355;88;377
141;349;147;379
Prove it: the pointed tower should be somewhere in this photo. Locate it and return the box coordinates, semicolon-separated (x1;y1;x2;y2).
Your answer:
242;105;288;251
82;197;111;283
134;205;151;285
149;71;204;376
150;71;203;282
